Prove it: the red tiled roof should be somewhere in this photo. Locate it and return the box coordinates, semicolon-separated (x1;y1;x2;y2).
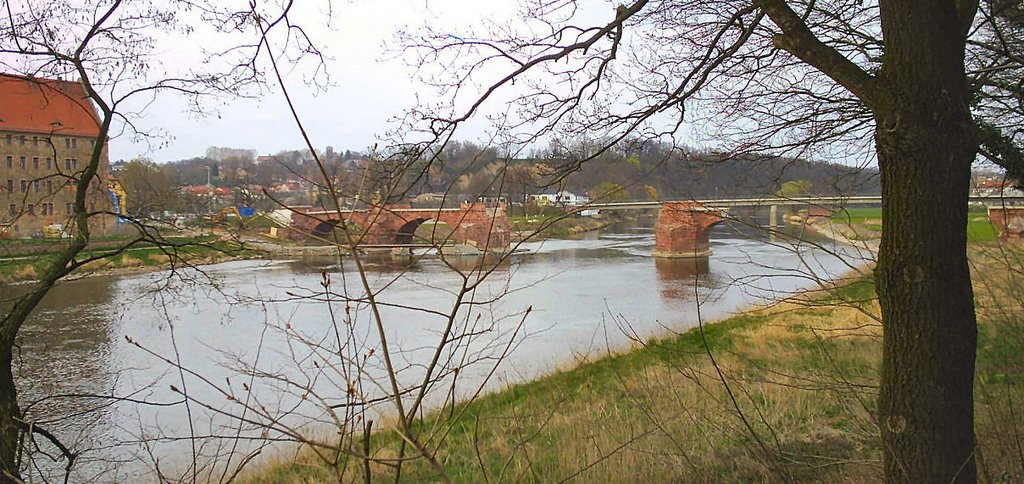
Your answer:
978;179;1008;189
0;74;101;137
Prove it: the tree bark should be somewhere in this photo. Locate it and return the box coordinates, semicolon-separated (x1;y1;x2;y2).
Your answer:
875;122;978;482
0;344;20;482
874;0;979;479
760;0;980;478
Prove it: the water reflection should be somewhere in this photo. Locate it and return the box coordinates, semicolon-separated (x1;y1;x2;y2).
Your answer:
654;257;712;300
14;277;122;479
285;251;514;275
17;277;117;399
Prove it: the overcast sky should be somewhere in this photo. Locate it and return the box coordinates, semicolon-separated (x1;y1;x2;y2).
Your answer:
110;0;530;163
3;1;885;167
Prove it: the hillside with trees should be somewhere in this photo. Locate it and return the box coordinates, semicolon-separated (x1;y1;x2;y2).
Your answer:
141;140;878;213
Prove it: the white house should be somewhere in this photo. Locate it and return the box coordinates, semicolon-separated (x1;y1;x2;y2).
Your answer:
531;189;597;216
532;189;590;207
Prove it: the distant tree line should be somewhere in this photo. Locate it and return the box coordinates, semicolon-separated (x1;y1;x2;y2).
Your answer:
119;140;881;217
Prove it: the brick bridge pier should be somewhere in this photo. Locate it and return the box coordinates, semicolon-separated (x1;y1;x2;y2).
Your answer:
290;201;512;252
653;202;724;258
989;206;1024;239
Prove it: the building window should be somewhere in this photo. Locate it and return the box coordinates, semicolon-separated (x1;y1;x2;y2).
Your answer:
65;159;71;170
64;138;71;149
33;180;39;193
66;203;73;214
71;138;77;148
46;180;52;193
89;139;95;148
19;157;25;169
5;180;11;193
32;136;38;147
45;158;51;169
4;156;10;168
4;134;10;145
32;157;39;169
20;180;27;193
71;159;78;170
26;204;33;215
8;204;15;217
19;136;25;146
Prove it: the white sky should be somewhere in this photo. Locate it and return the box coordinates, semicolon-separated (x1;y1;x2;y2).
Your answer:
110;0;533;162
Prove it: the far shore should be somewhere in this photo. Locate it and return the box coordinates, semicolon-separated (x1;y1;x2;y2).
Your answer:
1;214;876;286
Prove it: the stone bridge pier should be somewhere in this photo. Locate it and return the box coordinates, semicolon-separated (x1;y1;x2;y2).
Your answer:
989;206;1024;239
653;202;724;258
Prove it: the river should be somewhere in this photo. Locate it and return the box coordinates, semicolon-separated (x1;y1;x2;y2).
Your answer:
12;223;868;481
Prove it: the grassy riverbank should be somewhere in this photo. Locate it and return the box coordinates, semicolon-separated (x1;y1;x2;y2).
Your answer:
510;214;611;239
0;236;257;284
829;207;1000;242
246;240;1024;482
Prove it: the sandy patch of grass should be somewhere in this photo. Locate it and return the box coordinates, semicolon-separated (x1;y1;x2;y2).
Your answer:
12;264;38;280
146;252;171;265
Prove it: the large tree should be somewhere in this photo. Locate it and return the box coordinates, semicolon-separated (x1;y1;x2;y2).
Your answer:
120;157;179;217
401;0;992;480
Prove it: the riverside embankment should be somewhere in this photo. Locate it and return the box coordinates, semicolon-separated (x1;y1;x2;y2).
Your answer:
0;235;263;284
249;230;1024;483
13;223;869;482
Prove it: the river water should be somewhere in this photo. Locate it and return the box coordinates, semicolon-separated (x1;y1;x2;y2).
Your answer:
12;223;868;481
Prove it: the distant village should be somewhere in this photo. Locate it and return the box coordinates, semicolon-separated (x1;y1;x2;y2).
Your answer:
106;145;601;224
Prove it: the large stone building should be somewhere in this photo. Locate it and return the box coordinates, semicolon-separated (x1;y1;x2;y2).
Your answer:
0;74;116;238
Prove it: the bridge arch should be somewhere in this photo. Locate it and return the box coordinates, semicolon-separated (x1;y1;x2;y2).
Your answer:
289;203;512;251
395;218;432;245
312;219;341;238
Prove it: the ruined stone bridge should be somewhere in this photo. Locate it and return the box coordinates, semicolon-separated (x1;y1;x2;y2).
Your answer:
289;201;512;252
288;195;1024;258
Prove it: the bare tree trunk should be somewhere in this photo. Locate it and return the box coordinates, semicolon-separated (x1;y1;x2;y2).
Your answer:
0;344;20;482
875;125;978;481
874;1;979;476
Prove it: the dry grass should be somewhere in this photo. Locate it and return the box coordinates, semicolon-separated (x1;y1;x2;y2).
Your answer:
968;244;1024;480
247;245;1024;482
78;258;113;272
147;252;171;264
12;264;37;280
120;254;145;267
